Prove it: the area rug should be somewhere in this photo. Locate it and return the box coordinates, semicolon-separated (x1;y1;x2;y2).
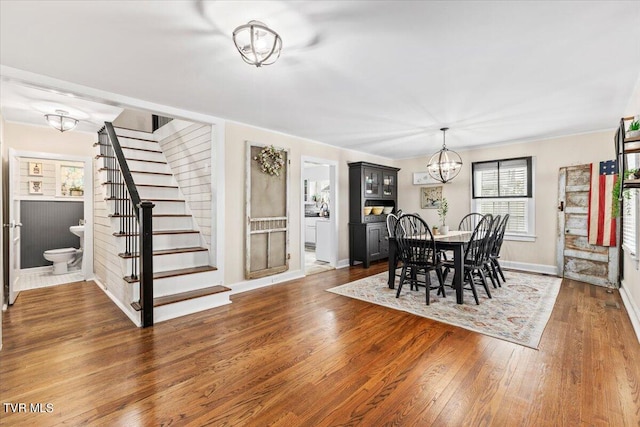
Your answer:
327;270;562;349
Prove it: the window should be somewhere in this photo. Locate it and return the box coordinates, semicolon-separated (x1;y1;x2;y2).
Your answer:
623;153;638;256
472;156;535;240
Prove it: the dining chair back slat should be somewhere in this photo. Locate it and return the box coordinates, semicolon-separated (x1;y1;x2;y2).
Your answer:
458;213;485;232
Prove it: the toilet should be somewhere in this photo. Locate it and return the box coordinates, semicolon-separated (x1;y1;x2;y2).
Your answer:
43;248;80;275
43;224;84;275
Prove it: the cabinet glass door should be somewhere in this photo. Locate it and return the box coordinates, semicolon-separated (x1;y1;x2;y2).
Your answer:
364;168;381;196
382;172;395;197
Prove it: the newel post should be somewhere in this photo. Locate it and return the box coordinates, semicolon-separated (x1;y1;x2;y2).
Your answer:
139;201;155;327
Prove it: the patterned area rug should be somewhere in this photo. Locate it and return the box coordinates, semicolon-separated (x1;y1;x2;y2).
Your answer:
327;270;562;349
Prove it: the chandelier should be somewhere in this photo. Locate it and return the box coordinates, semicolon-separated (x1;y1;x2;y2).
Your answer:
45;110;79;133
232;20;282;67
427;127;463;183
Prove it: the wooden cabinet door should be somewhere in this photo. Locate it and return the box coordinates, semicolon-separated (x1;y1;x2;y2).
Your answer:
367;224;384;259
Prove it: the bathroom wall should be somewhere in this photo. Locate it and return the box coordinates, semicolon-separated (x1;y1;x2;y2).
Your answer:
16;157;85;268
20;201;83;268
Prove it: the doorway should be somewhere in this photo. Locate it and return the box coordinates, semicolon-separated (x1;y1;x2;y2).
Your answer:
301;157;338;275
6;149;93;305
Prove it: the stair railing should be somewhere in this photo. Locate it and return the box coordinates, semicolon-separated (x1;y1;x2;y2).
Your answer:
99;122;155;327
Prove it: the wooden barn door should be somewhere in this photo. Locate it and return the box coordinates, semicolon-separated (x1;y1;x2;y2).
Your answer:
245;143;290;279
557;165;617;287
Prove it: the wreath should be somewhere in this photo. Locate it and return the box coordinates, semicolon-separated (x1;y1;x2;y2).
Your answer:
254;145;285;176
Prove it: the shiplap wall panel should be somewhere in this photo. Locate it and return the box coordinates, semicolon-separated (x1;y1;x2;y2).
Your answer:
158;123;212;250
93;161;136;317
19;160;56;196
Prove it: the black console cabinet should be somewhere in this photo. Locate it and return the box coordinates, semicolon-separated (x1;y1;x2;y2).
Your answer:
348;162;400;267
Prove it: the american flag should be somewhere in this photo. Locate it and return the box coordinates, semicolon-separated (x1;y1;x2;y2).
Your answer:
588;160;617;247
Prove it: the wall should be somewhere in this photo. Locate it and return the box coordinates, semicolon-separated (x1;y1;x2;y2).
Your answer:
224;121;395;286
156;120;213;254
112;109;153;133
1;113;4;349
20;200;83;268
2;122;95;157
397;130;615;272
620;76;640;342
92;161;138;323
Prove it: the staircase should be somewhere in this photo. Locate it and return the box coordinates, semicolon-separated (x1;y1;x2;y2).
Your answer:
96;125;231;324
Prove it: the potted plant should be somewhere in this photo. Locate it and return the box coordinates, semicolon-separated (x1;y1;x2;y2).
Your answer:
70;186;84;197
612;169;638;217
628;118;640;139
437;197;449;234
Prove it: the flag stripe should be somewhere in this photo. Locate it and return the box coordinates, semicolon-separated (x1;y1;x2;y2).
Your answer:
587;161;617;247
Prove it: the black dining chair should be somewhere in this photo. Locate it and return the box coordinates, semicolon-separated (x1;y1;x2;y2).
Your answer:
443;214;495;304
482;214;501;289
386;213;401;284
489;214;510;283
394;214;446;305
458;212;485;231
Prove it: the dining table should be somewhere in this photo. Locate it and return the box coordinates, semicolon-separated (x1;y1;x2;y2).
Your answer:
387;230;473;304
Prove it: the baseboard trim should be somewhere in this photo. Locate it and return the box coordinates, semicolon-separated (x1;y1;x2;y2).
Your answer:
229;269;305;295
336;258;351;269
500;260;558;276
619;282;640;344
92;278;141;327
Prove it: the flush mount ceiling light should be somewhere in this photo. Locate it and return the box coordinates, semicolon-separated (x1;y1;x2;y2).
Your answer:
45;110;79;132
427;127;463;183
232;20;282;67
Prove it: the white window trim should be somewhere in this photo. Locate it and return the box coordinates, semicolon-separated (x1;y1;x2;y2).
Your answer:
621;190;639;260
470;157;536;241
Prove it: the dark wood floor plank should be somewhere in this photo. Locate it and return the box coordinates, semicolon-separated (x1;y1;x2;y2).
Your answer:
1;265;639;426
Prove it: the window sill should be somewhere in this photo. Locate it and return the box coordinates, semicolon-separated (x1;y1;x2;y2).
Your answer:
504;233;536;242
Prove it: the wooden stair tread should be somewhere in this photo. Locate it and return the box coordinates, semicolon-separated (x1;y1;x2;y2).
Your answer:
94;142;163;154
96;154;167;165
118;246;208;259
105;197;184;202
113;229;199;237
102;181;178;189
125;265;218;284
131;284;230;310
99;167;172;176
109;213;190;218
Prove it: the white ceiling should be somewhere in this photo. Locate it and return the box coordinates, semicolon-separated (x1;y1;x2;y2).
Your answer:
1;1;639;158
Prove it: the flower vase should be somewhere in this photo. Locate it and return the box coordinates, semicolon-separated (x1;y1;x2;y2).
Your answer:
440;225;449;235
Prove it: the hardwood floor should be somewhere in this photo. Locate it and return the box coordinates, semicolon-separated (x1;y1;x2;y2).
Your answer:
1;263;639;426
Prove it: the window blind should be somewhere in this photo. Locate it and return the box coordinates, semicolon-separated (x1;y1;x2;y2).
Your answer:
473;157;532;199
623;154;638;255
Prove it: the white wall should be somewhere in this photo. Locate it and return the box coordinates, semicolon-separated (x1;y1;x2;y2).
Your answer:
0;113;4;350
2;122;95;157
620;75;640;342
156;120;213;254
397;130;615;272
112;109;153;133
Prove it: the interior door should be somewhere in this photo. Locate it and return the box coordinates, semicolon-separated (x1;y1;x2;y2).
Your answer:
7;150;22;304
245;143;289;279
557;165;617;287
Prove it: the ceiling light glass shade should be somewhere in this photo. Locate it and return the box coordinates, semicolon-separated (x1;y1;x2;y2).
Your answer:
427;128;463;183
45;110;78;132
232;20;282;67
